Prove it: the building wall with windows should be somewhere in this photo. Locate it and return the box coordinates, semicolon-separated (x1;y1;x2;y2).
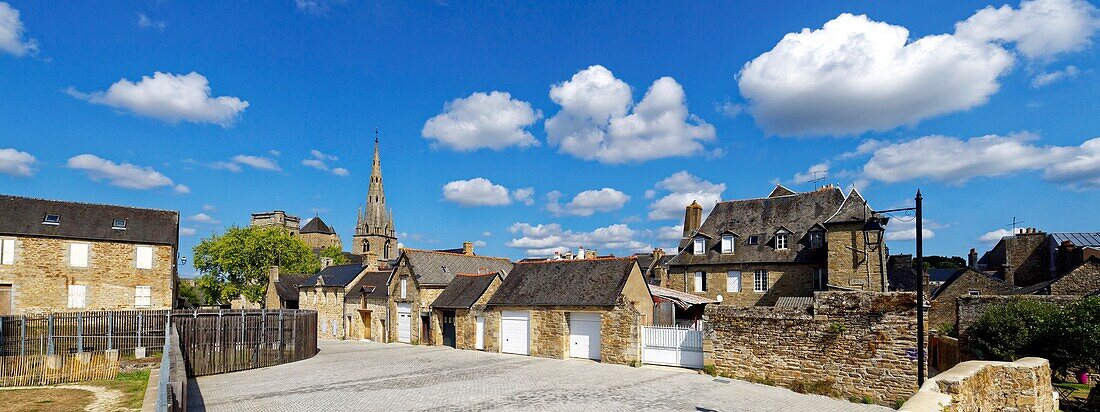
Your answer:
0;236;174;315
666;263;819;306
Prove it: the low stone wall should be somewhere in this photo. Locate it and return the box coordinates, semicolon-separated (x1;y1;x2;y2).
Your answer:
600;296;642;365
899;357;1057;412
956;295;1078;337
705;291;919;406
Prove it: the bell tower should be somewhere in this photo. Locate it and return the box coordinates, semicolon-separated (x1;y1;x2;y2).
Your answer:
353;132;398;266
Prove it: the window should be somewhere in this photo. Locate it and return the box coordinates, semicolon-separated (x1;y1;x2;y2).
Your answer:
720;235;735;254
112;219;127;230
775;234;789;250
135;246;154;269
747;236;759;245
43;214;61;225
727;271;741;292
693;237;706;255
693;271;706;292
968;290;981;296
400;277;408;299
135;286;151;308
69;243;89;267
68;285;87;308
809;231;824;248
753;270;769;293
813;268;828;291
1;238;14;265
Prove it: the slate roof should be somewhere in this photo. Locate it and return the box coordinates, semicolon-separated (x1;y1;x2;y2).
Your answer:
649;285;715;309
401;249;513;286
0;195;179;246
929;269;957;282
488;257;639;307
349;271;391;299
274;275;309;301
300;217;336;234
431;272;500;309
669;187;848;266
302;264;367;287
931;267;1008;300
768;184;796;198
824;189;872;224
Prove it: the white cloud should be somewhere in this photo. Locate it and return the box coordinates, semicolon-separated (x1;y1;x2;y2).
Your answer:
300;149;348;176
546;188;630;216
68;72;249;126
422;91;541;151
186;213;220;224
295;0;342;15
268;149;281;157
0;2;38;57
506;222;651;256
209;161;241;172
67;154;188;193
0;147;35;177
473;240;487;247
180;227;197;236
884;219;939;241
482;231;492;237
861;133;1100;190
136;13;166;30
739;13;1013;136
331;167;350;176
546;65;716;163
512;187;535;206
955;0;1100;60
792;162;830;184
1031;65;1079;88
231;155;281;171
442;178;512;206
716;101;743;118
979;228;1013;243
646;171;726;220
655;225;683;241
202;204;216;212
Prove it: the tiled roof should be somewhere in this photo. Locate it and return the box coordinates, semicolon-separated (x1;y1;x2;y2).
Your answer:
300;217;336;234
431;272;500;309
274;275;309;301
402;249;513;286
488;257;639;307
0;195;179;246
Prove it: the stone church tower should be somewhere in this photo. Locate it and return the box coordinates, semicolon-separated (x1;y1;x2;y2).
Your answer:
353;136;398;265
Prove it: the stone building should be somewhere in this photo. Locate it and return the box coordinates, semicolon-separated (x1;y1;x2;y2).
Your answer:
250;210;300;236
976;229;1100;287
263;266;308;310
353;138;399;266
387;248;513;345
0;195;179;315
299;216;342;251
430;271;503;351
485;257;652;365
298;258;390;340
666;185;887;306
345;269;390;341
927;267;1014;329
635;248;672;286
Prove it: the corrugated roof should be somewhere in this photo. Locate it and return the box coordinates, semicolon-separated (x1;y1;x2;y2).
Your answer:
649;285;715;309
1051;232;1100;247
775;296;814;308
488;258;639;307
0;195;179;246
403;249;513;286
431;272;500;309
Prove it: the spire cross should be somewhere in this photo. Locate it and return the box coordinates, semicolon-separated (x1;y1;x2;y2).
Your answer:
374;128;379;143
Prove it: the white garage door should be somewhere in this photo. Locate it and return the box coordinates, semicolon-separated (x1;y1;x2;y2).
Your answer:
397;303;412;343
500;311;529;355
569;312;601;360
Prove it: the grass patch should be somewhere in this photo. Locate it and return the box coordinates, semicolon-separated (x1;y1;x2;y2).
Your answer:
86;369;151;410
2;388;95;412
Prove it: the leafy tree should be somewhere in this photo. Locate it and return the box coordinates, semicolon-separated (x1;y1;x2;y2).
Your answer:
968;297;1100;374
320;246;350;265
922;255;966;270
1050;297;1100;373
177;279;204;307
192;226;320;306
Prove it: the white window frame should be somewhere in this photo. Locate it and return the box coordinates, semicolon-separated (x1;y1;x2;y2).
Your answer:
135;246;154;270
720;235;734;254
775;234;788;250
1;238;15;265
813;268;828;291
400;277;408;299
69;243;89;267
135;286;152;308
753;270;769;293
727;271;741;293
968;290;981;296
693;271;705;292
693;237;706;255
68;284;87;308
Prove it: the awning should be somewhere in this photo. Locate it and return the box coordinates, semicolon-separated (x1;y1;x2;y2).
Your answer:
649;285;717;310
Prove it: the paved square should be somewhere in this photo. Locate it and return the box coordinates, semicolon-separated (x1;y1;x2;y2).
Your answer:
188;340;893;411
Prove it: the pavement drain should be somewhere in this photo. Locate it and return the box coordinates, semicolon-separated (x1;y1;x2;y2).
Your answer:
712;378;730;383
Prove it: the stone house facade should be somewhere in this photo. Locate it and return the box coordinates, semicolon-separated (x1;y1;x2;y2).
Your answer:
430;271;503;351
927;267;1014;330
0;195;179;315
298;216;342;251
298;259;390;340
667;185;888;307
976;229;1100;287
250;210;300;236
486;257;652;366
1048;257;1100;295
386;248;513;345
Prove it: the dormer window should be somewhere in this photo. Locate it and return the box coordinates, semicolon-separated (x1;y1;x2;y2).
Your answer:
693;237;706;255
720;235;735;254
809;231;824;248
43;214;61;225
112;218;127;230
776;233;789;250
747;236;759;245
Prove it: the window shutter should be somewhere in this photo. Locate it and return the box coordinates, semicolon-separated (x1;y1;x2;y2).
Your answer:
68;285;86;308
70;243;89;267
136;246;154;269
727;271;741;292
1;239;14;265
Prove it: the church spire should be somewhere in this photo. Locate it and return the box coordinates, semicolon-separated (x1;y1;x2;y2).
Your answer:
355;130;398;263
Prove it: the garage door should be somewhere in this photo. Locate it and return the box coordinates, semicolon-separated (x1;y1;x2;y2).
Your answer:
500;311;529;355
569;312;601;360
397;303;411;343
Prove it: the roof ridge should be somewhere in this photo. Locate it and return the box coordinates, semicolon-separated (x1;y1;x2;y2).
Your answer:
515;256;635;264
454;271;499;276
715;186;841;205
1;194;178;214
402;248;512;261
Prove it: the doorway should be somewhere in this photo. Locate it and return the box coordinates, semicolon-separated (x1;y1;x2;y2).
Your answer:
442;311;456;348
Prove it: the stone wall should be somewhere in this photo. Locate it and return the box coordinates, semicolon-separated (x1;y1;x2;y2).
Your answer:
825;222;888;292
1050;258;1100;295
928;269;1014;330
955;295;1078;338
600;296;642;365
491;299;643;366
299;286;346;339
705;291;919;406
1005;231;1051;287
899;357;1057;412
0;236;174;314
667;263;817;306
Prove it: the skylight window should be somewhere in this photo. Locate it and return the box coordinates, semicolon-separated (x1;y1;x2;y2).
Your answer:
43;214;61;225
112;218;127;230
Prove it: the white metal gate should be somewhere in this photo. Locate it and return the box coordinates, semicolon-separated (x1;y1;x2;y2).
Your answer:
642;326;703;369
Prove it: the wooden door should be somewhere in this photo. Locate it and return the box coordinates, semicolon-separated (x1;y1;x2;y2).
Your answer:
0;284;11;316
359;311;371;340
441;311;456;348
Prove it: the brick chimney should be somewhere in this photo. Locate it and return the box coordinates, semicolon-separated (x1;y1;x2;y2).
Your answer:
968;248;978;268
268;265;280;283
462;241;474;256
362;251;378;271
682;200;703;238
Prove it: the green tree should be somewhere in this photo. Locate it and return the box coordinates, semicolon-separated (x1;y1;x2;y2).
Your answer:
968;299;1059;362
1050;297;1100;373
320;246;350;265
177;279;204;307
192;226;320;306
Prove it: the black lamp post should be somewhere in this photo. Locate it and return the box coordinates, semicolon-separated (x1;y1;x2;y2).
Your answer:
866;189;925;387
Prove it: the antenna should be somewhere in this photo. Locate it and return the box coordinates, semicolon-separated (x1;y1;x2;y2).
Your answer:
1004;216;1025;234
808;169;828;189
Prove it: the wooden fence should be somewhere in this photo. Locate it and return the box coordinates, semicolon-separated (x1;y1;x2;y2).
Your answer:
173;310;317;376
0;310;171;357
929;334;962;373
0;351;120;386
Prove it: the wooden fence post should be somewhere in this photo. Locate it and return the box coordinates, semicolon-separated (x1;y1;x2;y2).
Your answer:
77;311;83;353
20;314;26;357
107;311;113;351
47;313;54;356
137;311;143;349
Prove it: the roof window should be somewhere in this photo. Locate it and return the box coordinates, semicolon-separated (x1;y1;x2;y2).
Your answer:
112;218;127;230
43;214;61;225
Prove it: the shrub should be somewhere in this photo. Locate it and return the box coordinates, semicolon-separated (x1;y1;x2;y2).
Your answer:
790;379;835;396
968;297;1100;375
827;322;845;334
702;364;717;376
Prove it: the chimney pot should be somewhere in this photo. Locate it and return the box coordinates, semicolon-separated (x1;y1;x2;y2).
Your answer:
462;241;474;256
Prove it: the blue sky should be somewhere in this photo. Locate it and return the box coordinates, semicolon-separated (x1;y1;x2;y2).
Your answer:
2;0;1099;277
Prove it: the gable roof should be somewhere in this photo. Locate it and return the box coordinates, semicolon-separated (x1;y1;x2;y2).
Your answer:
401;249;514;286
824;188;871;224
302;264;366;287
431;272;500;309
768;184;796;198
349;271;391;299
300;217;336;234
273;275;309;301
0;195;179;246
669;187;846;266
931;267;1009;300
488;258;639;307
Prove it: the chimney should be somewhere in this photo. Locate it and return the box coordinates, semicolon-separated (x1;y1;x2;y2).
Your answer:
320;257;334;270
585;249;598;259
577;246;585;259
268;265;280;283
462;241;474;256
968;248;978;268
682;200;703;238
361;251;378;271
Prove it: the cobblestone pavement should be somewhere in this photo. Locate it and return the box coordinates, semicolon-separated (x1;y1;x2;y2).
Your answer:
189;340;894;411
